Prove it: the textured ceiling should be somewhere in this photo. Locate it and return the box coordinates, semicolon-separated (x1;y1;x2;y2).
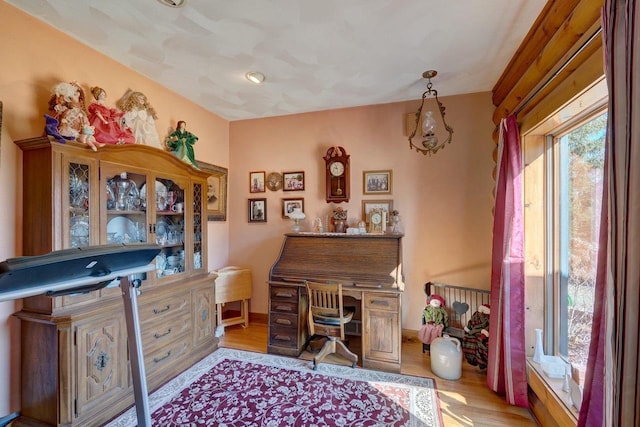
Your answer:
7;0;546;121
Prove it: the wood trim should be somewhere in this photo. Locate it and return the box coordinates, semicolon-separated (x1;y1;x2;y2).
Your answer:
492;0;583;105
492;0;604;125
528;362;577;427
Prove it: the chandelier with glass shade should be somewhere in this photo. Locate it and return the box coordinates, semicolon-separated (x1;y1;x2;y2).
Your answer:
407;70;454;156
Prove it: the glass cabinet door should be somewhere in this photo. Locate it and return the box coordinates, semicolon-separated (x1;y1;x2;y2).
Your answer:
67;161;93;248
104;170;147;245
154;176;187;278
192;181;204;272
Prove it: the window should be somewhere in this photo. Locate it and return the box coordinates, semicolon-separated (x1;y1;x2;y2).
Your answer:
523;79;608;390
555;112;606;380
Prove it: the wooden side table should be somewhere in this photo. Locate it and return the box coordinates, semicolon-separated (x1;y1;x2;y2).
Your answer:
214;266;252;329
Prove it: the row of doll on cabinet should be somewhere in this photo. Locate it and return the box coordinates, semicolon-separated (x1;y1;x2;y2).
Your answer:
44;81;199;169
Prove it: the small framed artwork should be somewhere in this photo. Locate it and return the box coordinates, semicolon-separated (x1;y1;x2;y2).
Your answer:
283;171;305;191
197;161;228;221
249;171;266;193
363;170;392;195
282;198;304;218
248;198;267;223
362;199;393;223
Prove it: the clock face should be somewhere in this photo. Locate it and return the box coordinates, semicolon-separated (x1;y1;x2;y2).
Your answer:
330;161;345;177
370;212;382;225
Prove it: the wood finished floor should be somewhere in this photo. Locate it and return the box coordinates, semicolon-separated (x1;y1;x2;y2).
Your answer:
218;322;538;427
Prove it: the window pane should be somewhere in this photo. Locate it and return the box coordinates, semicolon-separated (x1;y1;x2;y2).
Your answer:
557;112;606;383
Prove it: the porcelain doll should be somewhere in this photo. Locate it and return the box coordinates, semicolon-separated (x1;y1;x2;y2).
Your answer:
46;81;104;151
116;89;161;148
165;120;199;169
88;86;135;145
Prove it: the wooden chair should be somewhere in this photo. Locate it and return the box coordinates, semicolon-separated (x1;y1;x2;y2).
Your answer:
305;281;358;370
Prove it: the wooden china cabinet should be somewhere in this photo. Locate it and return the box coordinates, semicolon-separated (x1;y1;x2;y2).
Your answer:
13;137;218;427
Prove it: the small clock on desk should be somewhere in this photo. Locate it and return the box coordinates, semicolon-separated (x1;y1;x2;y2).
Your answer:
323;146;350;203
367;208;385;234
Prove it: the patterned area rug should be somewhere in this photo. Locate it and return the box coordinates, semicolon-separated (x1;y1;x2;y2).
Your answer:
105;348;442;426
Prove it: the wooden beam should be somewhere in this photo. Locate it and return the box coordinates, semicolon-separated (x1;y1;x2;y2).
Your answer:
492;0;603;124
492;0;583;106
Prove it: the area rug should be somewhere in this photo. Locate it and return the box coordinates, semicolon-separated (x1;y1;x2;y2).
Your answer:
105;348;442;426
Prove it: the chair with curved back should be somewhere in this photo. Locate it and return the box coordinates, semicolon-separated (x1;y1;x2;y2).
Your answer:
305;280;358;370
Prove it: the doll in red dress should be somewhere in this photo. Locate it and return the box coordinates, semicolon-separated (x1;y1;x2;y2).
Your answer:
88;87;135;145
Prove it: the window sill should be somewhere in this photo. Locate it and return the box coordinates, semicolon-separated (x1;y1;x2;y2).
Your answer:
527;358;578;427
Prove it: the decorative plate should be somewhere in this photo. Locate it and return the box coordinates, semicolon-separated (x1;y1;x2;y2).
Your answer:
266;172;283;191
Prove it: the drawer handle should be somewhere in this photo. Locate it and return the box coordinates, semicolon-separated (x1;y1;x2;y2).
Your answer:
275;305;292;312
153;304;171;314
153;328;172;339
275;292;293;298
370;300;390;307
153;351;172;363
276;318;292;326
274;335;291;342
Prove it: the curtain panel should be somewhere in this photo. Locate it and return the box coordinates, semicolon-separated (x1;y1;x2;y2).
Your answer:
486;114;528;407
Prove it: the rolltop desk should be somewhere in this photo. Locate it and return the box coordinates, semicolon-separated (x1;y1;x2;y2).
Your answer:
268;233;404;372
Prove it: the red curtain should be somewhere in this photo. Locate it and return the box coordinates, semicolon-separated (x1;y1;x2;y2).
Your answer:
486;114;528;407
580;1;640;425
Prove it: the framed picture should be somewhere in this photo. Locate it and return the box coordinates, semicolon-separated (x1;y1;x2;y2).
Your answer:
249;171;266;193
362;199;393;223
197;161;228;221
283;171;305;191
248;198;267;223
363;170;392;195
282;198;304;218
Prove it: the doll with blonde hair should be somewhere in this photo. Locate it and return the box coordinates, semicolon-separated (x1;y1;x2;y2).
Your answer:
116;89;161;148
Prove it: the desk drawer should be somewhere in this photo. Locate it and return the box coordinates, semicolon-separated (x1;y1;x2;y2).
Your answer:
270;300;298;314
364;294;399;312
270;312;299;329
270;286;298;300
269;326;299;349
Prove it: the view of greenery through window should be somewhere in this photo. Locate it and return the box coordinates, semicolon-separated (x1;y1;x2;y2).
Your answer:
558;112;606;381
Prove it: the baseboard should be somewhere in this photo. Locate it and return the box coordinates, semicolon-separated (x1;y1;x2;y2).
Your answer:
0;412;19;427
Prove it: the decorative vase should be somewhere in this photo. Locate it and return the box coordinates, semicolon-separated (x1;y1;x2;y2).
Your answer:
533;328;544;364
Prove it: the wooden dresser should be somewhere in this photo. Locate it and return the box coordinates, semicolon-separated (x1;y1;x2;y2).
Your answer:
268;233;404;372
13;137;218;427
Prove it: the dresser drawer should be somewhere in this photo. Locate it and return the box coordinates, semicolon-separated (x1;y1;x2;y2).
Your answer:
364;293;399;312
269;326;299;349
141;311;191;352
140;292;189;322
269;312;299;329
270;286;298;300
145;333;191;373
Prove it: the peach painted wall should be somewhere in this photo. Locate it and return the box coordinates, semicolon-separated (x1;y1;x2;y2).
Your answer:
0;1;229;416
228;92;497;331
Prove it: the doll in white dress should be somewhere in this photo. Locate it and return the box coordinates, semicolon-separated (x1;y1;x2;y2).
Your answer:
116;89;161;148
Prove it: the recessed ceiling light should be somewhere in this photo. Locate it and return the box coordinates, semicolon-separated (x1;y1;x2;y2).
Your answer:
245;72;266;84
157;0;186;8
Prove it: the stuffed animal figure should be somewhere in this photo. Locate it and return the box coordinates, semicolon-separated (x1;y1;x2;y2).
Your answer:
418;294;448;348
462;304;490;369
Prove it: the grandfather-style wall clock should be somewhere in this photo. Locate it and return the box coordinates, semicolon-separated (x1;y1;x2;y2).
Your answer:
323;146;350;203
